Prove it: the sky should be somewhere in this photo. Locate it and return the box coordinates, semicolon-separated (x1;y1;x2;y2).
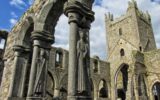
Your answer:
0;0;160;60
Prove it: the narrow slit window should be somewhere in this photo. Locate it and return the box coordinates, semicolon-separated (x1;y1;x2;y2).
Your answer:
120;49;125;56
119;28;122;35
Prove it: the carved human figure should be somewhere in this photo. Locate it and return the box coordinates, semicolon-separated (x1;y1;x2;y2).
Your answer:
77;29;89;95
34;48;48;96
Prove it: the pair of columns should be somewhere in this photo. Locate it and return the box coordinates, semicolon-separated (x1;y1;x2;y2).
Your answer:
8;45;30;99
27;31;53;100
64;1;94;100
8;31;54;100
9;1;95;100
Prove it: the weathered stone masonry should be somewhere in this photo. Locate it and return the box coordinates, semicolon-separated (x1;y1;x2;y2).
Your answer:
0;0;160;100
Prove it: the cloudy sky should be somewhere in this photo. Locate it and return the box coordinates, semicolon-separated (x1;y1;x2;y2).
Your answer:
0;0;160;60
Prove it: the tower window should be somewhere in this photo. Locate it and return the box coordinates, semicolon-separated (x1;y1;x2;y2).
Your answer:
93;60;98;73
139;46;142;51
119;28;122;35
120;49;125;56
56;50;63;68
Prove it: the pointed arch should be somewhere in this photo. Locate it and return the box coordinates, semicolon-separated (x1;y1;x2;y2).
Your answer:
114;63;129;100
98;79;108;98
151;81;160;100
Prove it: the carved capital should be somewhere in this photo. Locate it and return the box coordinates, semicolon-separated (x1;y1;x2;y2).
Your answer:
13;45;30;56
64;1;94;22
67;0;94;9
68;12;80;24
31;30;54;44
80;17;91;29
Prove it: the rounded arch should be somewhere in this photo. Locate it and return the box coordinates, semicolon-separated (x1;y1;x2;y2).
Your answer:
114;63;129;100
34;0;66;33
15;16;34;48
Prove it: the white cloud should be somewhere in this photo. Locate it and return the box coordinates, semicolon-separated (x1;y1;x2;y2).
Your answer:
28;0;34;5
10;18;18;27
0;39;5;49
10;0;27;9
54;15;69;50
11;12;18;18
54;0;160;60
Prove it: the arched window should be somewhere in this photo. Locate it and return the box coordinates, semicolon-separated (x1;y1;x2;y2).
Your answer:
56;50;63;68
120;49;125;56
93;60;98;73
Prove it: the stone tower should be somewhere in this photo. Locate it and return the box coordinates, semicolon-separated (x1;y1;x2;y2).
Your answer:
105;0;157;100
105;0;156;59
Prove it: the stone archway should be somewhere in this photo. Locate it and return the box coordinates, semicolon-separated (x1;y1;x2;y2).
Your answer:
26;0;67;98
152;82;160;100
6;0;95;99
114;64;129;100
98;79;108;99
8;16;34;98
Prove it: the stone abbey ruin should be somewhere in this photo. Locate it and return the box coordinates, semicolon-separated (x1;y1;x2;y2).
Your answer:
0;0;160;100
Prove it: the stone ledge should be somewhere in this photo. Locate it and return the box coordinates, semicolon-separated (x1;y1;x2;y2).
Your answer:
7;97;26;100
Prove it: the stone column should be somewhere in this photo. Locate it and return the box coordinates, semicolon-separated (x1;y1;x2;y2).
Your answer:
27;31;53;100
8;45;23;97
66;12;79;100
64;1;94;100
8;45;30;99
126;69;133;100
134;74;139;100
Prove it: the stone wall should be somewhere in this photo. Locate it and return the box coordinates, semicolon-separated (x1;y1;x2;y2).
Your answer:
0;49;4;86
47;47;110;99
0;0;47;99
144;49;160;100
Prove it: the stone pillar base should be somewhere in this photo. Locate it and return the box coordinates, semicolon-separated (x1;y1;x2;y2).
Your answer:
8;97;26;100
68;96;92;100
26;97;46;100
